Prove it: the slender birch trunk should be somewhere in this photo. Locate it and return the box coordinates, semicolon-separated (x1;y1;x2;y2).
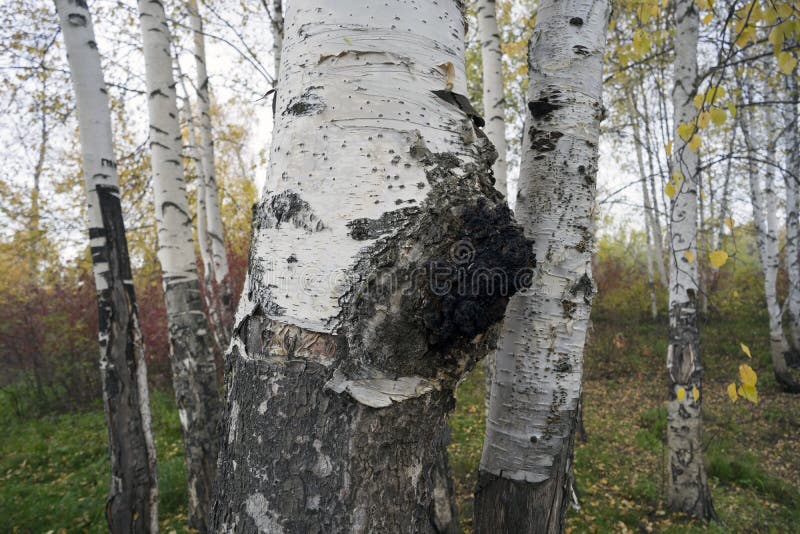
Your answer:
741;106;799;392
210;2;533;531
475;1;610;531
640;86;668;284
188;0;233;348
784;76;800;354
665;0;716;519
476;0;510;415
137;1;221;530
476;0;508;196
630;91;659;318
55;1;158;531
175;59;225;356
271;0;283;82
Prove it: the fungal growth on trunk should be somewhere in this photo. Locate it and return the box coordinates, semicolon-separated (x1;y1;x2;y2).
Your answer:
211;2;533;532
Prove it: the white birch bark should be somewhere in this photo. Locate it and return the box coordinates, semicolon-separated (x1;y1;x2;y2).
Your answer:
784;76;800;353
630;92;658;318
137;0;221;530
211;1;533;531
476;0;508;195
665;0;715;519
475;1;610;531
188;0;233;347
271;0;283;82
55;1;158;531
741;105;798;391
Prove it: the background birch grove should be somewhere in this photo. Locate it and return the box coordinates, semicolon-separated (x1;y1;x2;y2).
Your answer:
0;0;799;532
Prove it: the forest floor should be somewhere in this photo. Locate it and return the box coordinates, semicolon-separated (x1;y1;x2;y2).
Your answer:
1;314;799;533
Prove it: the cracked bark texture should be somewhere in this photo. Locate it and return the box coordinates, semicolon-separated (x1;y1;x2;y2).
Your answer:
137;0;221;530
665;0;716;520
55;0;158;531
211;2;533;532
188;0;234;348
474;1;609;532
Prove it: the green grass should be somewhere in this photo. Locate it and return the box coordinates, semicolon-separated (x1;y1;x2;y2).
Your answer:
0;390;191;533
2;311;799;533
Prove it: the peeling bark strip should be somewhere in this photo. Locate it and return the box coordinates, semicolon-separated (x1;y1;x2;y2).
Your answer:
54;1;158;532
137;0;221;530
211;2;533;532
666;0;716;520
475;1;610;532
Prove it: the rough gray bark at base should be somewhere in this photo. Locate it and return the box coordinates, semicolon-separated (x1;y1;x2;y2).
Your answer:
163;279;221;530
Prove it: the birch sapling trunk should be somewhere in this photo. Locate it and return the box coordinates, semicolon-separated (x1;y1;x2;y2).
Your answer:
665;0;716;519
137;1;221;530
475;1;610;531
210;2;534;531
55;1;158;531
189;0;233;348
784;76;800;357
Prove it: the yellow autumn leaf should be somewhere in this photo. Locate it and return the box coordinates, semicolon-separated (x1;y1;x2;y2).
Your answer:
777;52;798;75
672;171;684;184
692;385;700;402
665;182;677;199
702;12;713;24
693;93;705;109
768;26;785;49
676;386;686;401
666;140;673;157
727;382;739;402
724;216;735;229
711;108;727;126
777;3;792;18
677;122;694;141
684;250;696;263
738;383;759;404
739;364;757;388
633;31;651;58
740;342;751;358
697;111;711;129
342;36;353;45
727;102;737;118
709;250;728;269
688;134;702;152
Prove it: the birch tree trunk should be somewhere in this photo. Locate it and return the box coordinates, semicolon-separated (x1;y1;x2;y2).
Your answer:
630;91;659;319
271;0;282;82
210;2;533;531
665;0;716;519
137;1;221;530
475;1;610;531
476;0;508;196
784;76;800;354
55;1;158;531
188;0;233;348
741;107;799;392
